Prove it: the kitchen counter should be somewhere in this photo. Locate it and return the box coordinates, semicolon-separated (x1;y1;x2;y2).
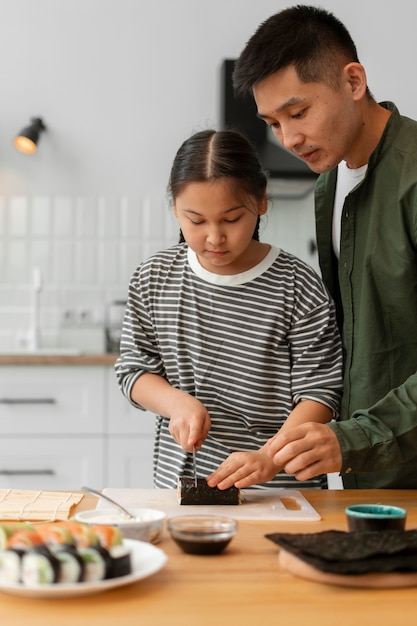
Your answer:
0;353;118;365
1;489;417;625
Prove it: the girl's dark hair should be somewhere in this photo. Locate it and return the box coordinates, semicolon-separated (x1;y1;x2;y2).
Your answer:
234;5;366;96
168;129;268;242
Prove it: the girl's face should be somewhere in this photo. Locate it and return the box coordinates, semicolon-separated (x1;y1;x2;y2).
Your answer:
173;178;267;275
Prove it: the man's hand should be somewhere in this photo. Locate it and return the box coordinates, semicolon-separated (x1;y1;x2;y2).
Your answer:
265;422;342;481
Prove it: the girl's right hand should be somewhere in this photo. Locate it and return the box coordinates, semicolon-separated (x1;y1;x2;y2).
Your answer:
168;392;211;452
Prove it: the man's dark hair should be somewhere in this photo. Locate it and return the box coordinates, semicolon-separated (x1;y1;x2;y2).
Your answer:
233;5;361;96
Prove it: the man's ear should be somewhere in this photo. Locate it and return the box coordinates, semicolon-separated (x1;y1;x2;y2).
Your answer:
343;62;367;101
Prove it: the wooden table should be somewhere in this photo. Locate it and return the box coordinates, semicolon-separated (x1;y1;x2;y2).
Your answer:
1;489;416;626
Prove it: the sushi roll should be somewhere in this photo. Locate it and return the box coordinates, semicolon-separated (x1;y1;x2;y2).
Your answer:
58;521;99;548
0;548;25;583
107;544;132;579
91;524;123;549
50;545;84;583
0;523;35;550
78;545;111;582
21;546;60;585
35;523;74;547
177;477;240;505
6;529;43;551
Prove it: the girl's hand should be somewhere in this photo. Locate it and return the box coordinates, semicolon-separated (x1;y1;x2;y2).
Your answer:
206;449;277;490
168;392;211;452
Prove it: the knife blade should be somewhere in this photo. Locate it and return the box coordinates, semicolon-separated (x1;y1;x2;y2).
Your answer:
192;445;198;487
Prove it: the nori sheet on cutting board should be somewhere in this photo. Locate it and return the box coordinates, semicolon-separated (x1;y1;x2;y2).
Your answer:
266;529;417;574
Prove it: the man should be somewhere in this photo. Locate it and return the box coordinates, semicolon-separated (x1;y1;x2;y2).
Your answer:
231;5;417;488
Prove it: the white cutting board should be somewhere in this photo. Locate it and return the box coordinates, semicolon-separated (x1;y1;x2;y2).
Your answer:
100;488;321;521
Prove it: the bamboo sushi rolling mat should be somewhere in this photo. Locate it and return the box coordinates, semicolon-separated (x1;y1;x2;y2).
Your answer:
0;489;84;521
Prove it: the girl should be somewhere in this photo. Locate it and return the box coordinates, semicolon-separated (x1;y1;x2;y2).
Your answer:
115;129;343;490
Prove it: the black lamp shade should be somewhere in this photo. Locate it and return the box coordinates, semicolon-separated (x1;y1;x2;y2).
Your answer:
14;117;46;154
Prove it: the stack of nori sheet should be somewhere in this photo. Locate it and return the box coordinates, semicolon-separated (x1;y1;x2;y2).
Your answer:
266;529;417;574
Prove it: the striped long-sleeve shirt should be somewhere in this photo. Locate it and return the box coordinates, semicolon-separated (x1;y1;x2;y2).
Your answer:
115;243;343;489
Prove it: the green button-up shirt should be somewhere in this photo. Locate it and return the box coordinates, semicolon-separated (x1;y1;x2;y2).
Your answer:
315;102;417;488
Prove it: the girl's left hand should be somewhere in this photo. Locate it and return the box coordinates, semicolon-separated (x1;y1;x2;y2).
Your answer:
206;449;277;490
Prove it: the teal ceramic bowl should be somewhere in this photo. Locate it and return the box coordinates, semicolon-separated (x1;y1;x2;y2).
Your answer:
345;504;407;531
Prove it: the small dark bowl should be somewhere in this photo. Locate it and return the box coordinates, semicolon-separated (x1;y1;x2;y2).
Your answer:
345;504;407;531
167;515;237;555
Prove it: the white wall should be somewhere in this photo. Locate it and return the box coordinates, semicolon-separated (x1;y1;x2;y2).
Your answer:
0;0;415;196
0;1;415;351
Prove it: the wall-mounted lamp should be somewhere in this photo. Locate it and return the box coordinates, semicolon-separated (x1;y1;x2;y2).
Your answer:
14;117;46;154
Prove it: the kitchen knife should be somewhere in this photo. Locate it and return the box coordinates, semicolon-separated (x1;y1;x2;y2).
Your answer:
192;446;198;487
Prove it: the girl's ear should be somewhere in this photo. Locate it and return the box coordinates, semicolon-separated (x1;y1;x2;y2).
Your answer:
258;193;268;215
173;203;178;218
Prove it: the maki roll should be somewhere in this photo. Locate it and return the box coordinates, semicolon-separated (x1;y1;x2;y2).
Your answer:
0;548;25;583
78;546;111;582
50;544;84;583
0;520;133;585
107;544;132;579
21;546;60;585
177;477;240;505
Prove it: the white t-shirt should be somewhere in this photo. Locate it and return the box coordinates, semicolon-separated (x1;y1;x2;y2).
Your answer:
329;160;367;489
332;161;368;258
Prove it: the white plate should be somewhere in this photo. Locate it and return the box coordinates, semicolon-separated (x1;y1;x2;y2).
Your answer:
0;539;167;598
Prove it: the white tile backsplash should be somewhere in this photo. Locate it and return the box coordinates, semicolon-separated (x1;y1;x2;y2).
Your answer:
0;191;318;353
52;240;73;283
75;197;97;238
53;196;75;237
31;196;52;236
98;241;121;285
0;197;6;235
9;197;29;236
97;196;121;239
0;194;176;352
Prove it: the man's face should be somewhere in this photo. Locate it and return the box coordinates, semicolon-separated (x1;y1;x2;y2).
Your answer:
253;64;362;173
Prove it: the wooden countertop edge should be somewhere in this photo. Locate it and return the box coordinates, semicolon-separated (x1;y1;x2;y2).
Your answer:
0;353;119;365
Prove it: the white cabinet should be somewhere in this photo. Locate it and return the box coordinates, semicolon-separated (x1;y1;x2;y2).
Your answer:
105;369;155;488
0;366;105;435
106;368;156;436
0;364;156;490
0;437;104;491
106;438;154;488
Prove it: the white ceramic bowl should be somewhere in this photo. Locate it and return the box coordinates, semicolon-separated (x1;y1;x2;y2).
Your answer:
74;507;166;543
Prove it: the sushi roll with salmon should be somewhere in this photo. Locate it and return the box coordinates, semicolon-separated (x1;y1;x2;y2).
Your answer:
58;521;99;548
91;524;123;549
0;523;35;550
6;529;44;551
35;523;74;547
0;520;132;585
